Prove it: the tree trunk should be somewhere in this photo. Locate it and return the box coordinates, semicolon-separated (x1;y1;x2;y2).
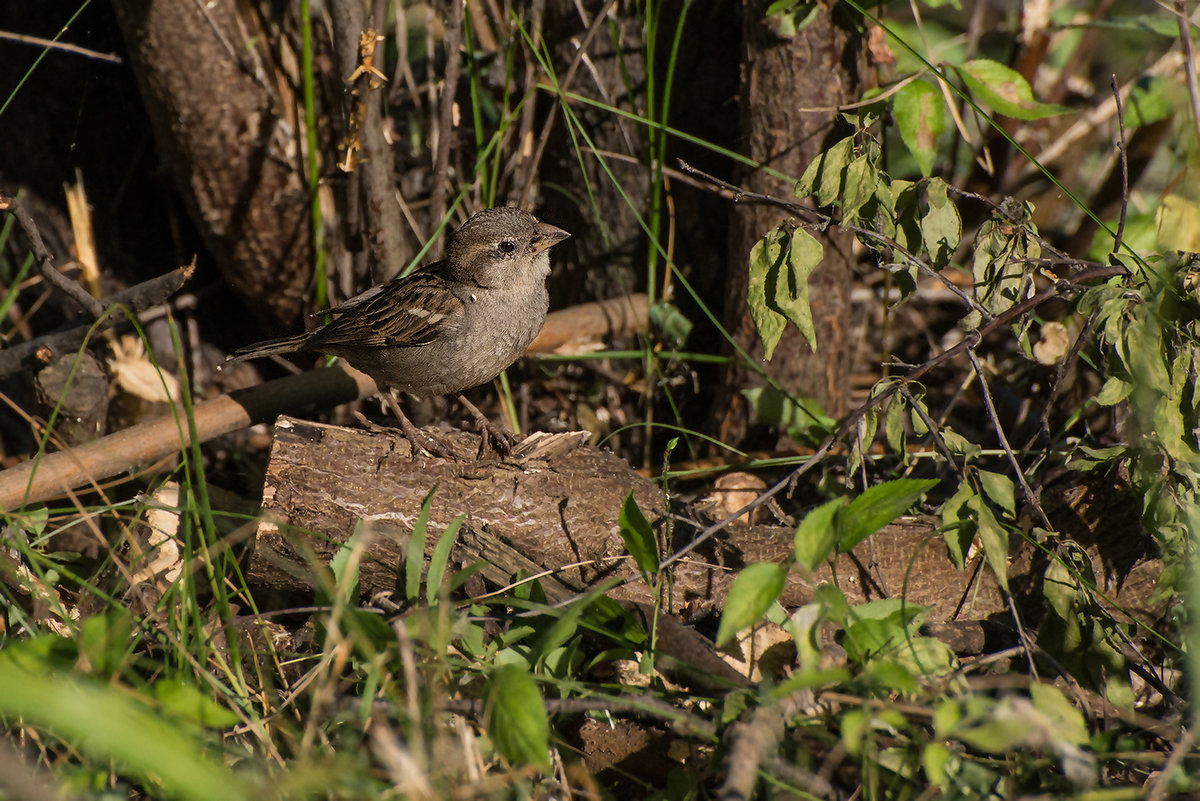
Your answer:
719;2;859;446
112;0;314;328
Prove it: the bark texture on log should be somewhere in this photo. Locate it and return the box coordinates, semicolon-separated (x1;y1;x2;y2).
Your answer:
245;417;1168;643
112;0;313;327
719;2;859;443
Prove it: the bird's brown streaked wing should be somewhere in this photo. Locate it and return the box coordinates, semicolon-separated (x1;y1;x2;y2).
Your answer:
309;273;464;348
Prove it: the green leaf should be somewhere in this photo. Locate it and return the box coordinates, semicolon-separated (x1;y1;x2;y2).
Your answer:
940;427;982;460
893;80;945;176
328;521;363;605
968;495;1010;591
484;664;550;770
794;497;845;571
778;227;822;351
842;154;879;223
883;391;907;457
798;136;853;206
1124;75;1172;128
975;469;1015;518
405;487;437;604
958;59;1072;120
1095;375;1133;406
748;226;789;360
923;742;955;789
152;678;241;729
837;478;939;552
1030;682;1088;746
716;562;789;647
426;514;465;604
0;657;251;801
618;490;659;575
649;300;694;348
940;480;976;569
919;178;960;268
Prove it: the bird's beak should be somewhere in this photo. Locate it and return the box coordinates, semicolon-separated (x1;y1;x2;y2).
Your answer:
531;222;570;255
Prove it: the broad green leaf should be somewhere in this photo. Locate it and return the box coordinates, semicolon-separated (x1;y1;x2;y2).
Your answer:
748;226;789;359
893;80;945;176
940;427;982;460
1030;682;1088;746
798;136;853;207
778;227;822;352
959;59;1072;120
152;678;241;729
794;497;845;571
919;178;960;268
955;716;1032;753
841;707;869;757
969;495;1009;591
618;490;659;575
0;657;251;801
941;480;976;569
837;478;939;552
426;514;465;603
716;562;789;647
1095;375;1133;406
923;742;955;789
842;154;878;222
933;699;963;738
975;469;1015;518
1124;75;1172;128
484;665;550;770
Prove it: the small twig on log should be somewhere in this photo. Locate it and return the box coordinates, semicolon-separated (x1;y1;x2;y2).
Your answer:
0;191;104;319
0;263;195;379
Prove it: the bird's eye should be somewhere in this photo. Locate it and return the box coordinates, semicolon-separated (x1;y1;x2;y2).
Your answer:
498;240;517;254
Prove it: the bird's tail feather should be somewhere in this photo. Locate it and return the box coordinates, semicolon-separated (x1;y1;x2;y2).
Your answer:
223;331;313;366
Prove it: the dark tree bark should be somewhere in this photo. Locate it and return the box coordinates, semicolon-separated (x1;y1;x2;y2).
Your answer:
111;0;314;328
719;2;860;445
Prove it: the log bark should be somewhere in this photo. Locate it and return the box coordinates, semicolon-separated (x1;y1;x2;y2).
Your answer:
247;417;1169;652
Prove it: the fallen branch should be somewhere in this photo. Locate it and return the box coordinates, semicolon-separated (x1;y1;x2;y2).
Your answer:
0;365;376;511
0;264;195;379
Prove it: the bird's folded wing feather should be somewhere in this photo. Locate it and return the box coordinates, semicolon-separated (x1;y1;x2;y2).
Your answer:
310;272;464;348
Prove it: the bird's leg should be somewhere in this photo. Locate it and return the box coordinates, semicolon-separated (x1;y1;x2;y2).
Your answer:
371;383;459;459
456;394;514;458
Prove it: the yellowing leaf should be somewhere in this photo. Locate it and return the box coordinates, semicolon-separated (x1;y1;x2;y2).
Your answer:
959;59;1072;120
894;80;945;176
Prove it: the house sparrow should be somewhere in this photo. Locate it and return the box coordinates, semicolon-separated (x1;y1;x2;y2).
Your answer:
228;206;570;457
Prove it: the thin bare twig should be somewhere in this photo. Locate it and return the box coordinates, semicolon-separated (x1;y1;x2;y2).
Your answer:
0;30;122;63
1177;0;1200;148
1109;75;1129;259
0;192;104;319
516;0;619;208
430;0;464;251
